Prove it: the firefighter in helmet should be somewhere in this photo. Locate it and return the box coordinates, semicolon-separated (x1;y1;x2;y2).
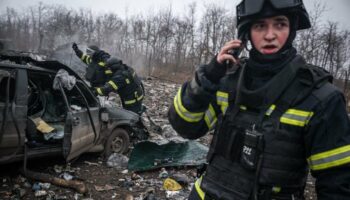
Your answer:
168;0;350;199
72;43;144;114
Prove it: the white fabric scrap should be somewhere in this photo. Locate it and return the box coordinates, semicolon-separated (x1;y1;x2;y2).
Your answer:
53;69;76;90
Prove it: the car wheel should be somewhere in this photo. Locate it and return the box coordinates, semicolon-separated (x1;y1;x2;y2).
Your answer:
105;128;130;156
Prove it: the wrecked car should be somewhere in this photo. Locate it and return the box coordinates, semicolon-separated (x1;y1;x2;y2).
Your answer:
0;51;148;164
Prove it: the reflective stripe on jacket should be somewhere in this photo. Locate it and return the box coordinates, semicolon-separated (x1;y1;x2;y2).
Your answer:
168;57;350;199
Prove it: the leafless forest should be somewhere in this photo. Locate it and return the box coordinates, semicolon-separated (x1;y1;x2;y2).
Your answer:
1;2;350;91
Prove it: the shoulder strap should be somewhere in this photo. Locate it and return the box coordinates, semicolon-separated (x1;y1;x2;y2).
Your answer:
312;82;339;102
269;62;332;120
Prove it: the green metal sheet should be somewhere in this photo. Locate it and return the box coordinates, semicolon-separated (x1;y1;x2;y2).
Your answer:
128;141;208;172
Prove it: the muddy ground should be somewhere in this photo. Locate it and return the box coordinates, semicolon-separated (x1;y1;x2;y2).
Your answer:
0;78;317;200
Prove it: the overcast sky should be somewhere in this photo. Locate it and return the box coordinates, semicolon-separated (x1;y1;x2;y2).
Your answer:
0;0;349;30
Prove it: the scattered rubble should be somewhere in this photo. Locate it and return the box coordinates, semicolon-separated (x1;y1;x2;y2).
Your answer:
106;153;129;169
0;78;317;199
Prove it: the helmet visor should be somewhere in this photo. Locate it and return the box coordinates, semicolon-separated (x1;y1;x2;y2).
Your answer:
237;0;303;17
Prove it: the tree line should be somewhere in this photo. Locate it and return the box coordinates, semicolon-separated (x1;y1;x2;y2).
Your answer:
0;2;349;86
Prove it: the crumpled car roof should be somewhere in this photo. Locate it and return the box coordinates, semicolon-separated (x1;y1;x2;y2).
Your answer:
0;50;82;79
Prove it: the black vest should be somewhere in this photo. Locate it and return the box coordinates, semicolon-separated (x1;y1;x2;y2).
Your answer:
200;56;333;200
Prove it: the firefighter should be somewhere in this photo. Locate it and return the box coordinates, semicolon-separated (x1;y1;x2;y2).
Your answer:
94;57;144;115
72;44;144;114
168;0;350;199
72;43;111;87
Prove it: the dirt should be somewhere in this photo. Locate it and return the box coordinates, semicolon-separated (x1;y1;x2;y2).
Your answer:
0;77;317;200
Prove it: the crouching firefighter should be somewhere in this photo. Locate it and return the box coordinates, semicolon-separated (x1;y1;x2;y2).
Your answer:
72;44;144;115
168;0;350;199
93;57;144;115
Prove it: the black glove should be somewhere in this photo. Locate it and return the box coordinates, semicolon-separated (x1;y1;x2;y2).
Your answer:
204;55;227;83
72;42;79;51
72;42;82;57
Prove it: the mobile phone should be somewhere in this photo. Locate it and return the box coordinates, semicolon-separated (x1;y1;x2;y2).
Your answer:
226;36;247;66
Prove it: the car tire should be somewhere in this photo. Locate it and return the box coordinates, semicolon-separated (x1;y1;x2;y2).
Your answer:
105;128;130;156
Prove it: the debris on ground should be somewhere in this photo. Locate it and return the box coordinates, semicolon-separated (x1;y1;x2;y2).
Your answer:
163;178;182;191
127;140;208;172
0;78;317;199
21;169;87;194
106;153;129;169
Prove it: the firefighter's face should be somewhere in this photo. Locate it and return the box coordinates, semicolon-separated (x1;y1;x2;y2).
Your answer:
250;15;290;55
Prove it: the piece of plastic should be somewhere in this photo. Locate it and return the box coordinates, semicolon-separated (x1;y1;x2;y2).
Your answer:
163;178;182;191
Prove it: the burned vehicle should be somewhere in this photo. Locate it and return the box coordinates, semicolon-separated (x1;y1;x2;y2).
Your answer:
0;51;148;164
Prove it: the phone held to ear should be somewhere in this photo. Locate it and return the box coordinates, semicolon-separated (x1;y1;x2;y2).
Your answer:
226;36;246;66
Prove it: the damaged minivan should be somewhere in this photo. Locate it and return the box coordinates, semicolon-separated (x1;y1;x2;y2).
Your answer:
0;51;148;164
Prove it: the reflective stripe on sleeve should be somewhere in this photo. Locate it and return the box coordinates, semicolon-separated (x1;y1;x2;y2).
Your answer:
194;177;205;200
173;87;204;122
82;54;92;64
216;91;228;114
81;54;92;64
137;94;143;101
240;105;247;110
108;81;118;90
125;99;136;105
307;145;350;171
204;104;217;129
105;69;113;74
98;62;106;67
280;109;314;127
96;88;103;95
265;104;276;116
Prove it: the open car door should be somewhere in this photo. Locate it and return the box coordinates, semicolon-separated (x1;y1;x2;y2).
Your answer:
0;68;27;163
60;80;101;161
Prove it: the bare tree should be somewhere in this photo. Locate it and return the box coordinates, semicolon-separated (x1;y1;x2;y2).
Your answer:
0;1;349;85
295;1;327;65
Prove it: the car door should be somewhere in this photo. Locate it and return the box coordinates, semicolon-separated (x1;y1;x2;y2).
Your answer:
61;80;101;161
0;68;27;163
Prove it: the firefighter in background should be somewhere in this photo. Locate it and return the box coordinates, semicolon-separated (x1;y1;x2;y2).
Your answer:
72;43;110;87
72;43;144;115
168;0;350;199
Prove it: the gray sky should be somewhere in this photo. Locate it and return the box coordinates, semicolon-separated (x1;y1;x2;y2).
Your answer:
0;0;349;30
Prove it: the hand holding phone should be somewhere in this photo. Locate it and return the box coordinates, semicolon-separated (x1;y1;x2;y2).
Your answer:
217;39;245;66
226;44;244;66
225;36;246;66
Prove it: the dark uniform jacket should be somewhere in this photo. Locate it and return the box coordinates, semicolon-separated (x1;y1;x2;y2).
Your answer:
94;58;144;114
168;55;350;199
77;50;144;114
75;48;111;87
